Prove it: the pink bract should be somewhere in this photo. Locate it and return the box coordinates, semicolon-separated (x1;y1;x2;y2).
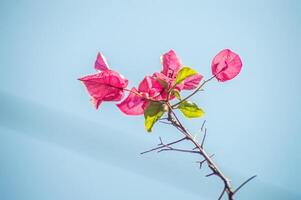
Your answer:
95;52;109;71
159;50;203;90
79;53;128;109
211;49;242;82
161;50;182;79
152;72;183;95
182;74;203;90
116;87;148;115
138;76;167;100
117;76;167;115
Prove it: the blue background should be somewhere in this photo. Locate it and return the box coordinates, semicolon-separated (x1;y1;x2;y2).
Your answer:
1;0;300;199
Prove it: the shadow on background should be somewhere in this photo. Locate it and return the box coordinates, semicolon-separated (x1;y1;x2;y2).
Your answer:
0;91;299;200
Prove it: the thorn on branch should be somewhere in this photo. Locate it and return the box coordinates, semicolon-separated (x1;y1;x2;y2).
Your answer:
192;124;207;150
160;117;168;121
201;120;206;132
158;137;163;145
159;120;172;125
196;154;215;169
206;172;216;177
196;159;206;169
201;128;207;148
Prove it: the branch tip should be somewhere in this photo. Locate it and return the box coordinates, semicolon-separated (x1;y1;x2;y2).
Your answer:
201;120;206;132
233;175;257;195
206;172;216;177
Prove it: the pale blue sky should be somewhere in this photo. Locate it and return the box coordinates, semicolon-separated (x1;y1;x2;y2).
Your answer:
1;0;301;199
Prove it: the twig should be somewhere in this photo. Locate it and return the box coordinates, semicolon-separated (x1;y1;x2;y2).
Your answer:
218;187;226;200
201;120;206;132
140;137;187;155
172;72;220;108
158;148;200;154
233;175;257;195
201;128;207;148
206;172;216;177
158;120;172;125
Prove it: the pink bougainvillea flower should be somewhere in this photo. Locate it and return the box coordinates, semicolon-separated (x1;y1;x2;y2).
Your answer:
211;49;242;82
161;50;182;79
94;52;109;71
152;72;183;97
158;50;203;90
117;76;166;115
138;76;167;100
79;53;128;109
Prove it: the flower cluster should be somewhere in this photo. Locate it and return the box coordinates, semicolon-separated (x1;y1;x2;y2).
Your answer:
117;50;203;115
79;49;242;131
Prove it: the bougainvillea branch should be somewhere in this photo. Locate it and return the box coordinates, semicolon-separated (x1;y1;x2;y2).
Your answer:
79;49;255;200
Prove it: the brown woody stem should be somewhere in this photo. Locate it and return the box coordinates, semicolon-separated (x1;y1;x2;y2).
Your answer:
166;103;235;200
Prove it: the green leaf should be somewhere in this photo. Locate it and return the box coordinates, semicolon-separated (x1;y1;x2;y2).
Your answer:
179;101;205;118
172;90;181;100
175;66;198;85
144;102;165;132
